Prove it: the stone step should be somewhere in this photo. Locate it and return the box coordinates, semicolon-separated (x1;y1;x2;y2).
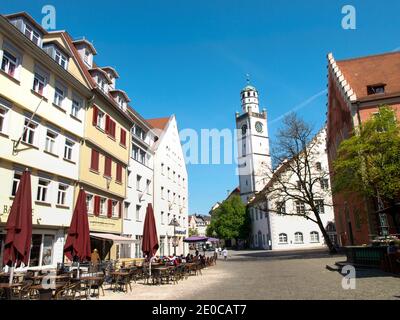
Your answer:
325;264;341;272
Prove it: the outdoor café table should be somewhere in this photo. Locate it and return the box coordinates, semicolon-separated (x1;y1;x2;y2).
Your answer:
29;283;66;300
30;275;70;285
0;283;22;300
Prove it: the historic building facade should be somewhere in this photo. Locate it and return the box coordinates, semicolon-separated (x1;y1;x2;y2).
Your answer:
149;116;189;256
248;128;336;250
326;51;400;246
0;13;92;268
0;11;190;268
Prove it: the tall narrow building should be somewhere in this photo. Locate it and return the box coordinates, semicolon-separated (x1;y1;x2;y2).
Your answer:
235;84;272;203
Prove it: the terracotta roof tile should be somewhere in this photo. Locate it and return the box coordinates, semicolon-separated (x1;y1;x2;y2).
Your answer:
336;51;400;100
146;117;170;130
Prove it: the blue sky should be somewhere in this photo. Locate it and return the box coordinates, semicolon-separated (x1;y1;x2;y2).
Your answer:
2;0;400;215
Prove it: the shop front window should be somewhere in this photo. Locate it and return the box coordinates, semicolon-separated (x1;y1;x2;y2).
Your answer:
41;235;54;266
0;233;4;268
29;234;42;267
29;234;55;267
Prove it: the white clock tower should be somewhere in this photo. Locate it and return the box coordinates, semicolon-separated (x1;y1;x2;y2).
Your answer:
236;84;272;203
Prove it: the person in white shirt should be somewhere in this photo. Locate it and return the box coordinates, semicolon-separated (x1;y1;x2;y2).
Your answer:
222;248;228;260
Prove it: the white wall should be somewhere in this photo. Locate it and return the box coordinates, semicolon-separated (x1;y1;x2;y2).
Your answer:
153;116;189;256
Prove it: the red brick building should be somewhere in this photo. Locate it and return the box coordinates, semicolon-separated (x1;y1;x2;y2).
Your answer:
326;51;400;246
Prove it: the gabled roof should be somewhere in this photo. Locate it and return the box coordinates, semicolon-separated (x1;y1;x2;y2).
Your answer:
146;117;171;130
109;89;131;102
102;66;119;79
5;12;47;34
332;51;400;102
72;38;97;55
88;67;113;84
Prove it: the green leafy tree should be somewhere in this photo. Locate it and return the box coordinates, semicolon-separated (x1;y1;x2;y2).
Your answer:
207;195;250;242
333;106;400;232
189;228;199;237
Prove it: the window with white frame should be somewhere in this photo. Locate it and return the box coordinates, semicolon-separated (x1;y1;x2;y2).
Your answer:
24;23;41;46
161;211;165;225
161;163;164;175
146;179;151;194
99;198;106;216
57;183;68;206
112;200;118;218
45;130;57;154
127;170;132;188
0;104;9;134
315;199;325;214
96;109;105;129
22;119;38;145
167;167;170;179
32;72;46;96
295;201;306;215
54;49;68;69
136;205;141;221
167;190;170;202
294;232;304;243
11;172;22;196
36;179;50;202
276;201;286;215
310;231;319;243
136;175;142;191
320;178;329;190
161;187;165;199
1;50;17;77
53;85;65;107
84;49;90;64
86;194;93;214
64;139;74;161
124;202;130;219
71;96;82;118
140;150;146;165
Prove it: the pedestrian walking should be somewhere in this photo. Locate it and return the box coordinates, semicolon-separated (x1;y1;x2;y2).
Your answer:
218;247;222;256
214;247;218;260
222;248;228;260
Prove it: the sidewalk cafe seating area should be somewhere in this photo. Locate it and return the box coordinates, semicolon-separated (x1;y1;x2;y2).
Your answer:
0;255;217;300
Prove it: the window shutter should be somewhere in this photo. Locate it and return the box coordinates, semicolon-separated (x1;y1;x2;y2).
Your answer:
116;163;122;183
92;106;98;126
111;120;116;138
94;196;100;216
120;128;126;146
104;157;112;177
107;199;112;218
105;115;110;134
119;201;122;218
90;149;99;171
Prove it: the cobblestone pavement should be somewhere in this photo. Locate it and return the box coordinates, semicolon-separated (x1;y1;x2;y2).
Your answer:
101;249;400;300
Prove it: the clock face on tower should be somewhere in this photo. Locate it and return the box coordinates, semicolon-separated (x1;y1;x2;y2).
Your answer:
255;121;263;133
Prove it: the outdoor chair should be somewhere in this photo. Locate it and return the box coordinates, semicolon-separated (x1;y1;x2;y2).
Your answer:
87;278;105;297
115;274;132;292
53;282;80;300
8;280;33;300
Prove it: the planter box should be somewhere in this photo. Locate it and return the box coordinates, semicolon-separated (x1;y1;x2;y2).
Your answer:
344;246;387;267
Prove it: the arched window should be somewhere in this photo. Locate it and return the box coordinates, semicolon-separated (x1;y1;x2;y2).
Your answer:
310;231;319;243
294;232;303;243
279;233;288;244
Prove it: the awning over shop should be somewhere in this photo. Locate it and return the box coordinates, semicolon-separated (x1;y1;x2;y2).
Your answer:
90;233;135;244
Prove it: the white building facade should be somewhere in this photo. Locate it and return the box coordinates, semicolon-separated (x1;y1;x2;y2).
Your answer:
0;13;92;269
248;128;336;251
121;109;157;259
150;116;189;257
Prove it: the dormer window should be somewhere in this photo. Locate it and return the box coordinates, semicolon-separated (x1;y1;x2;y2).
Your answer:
24;23;41;46
367;84;386;95
97;77;107;93
54;49;68;69
84;49;90;64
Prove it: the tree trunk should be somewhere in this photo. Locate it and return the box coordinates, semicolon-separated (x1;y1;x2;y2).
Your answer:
313;210;337;254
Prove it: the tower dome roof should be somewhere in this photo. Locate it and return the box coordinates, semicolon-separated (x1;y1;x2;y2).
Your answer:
241;85;257;92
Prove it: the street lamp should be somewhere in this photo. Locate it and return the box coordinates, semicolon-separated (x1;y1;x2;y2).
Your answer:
169;216;180;256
